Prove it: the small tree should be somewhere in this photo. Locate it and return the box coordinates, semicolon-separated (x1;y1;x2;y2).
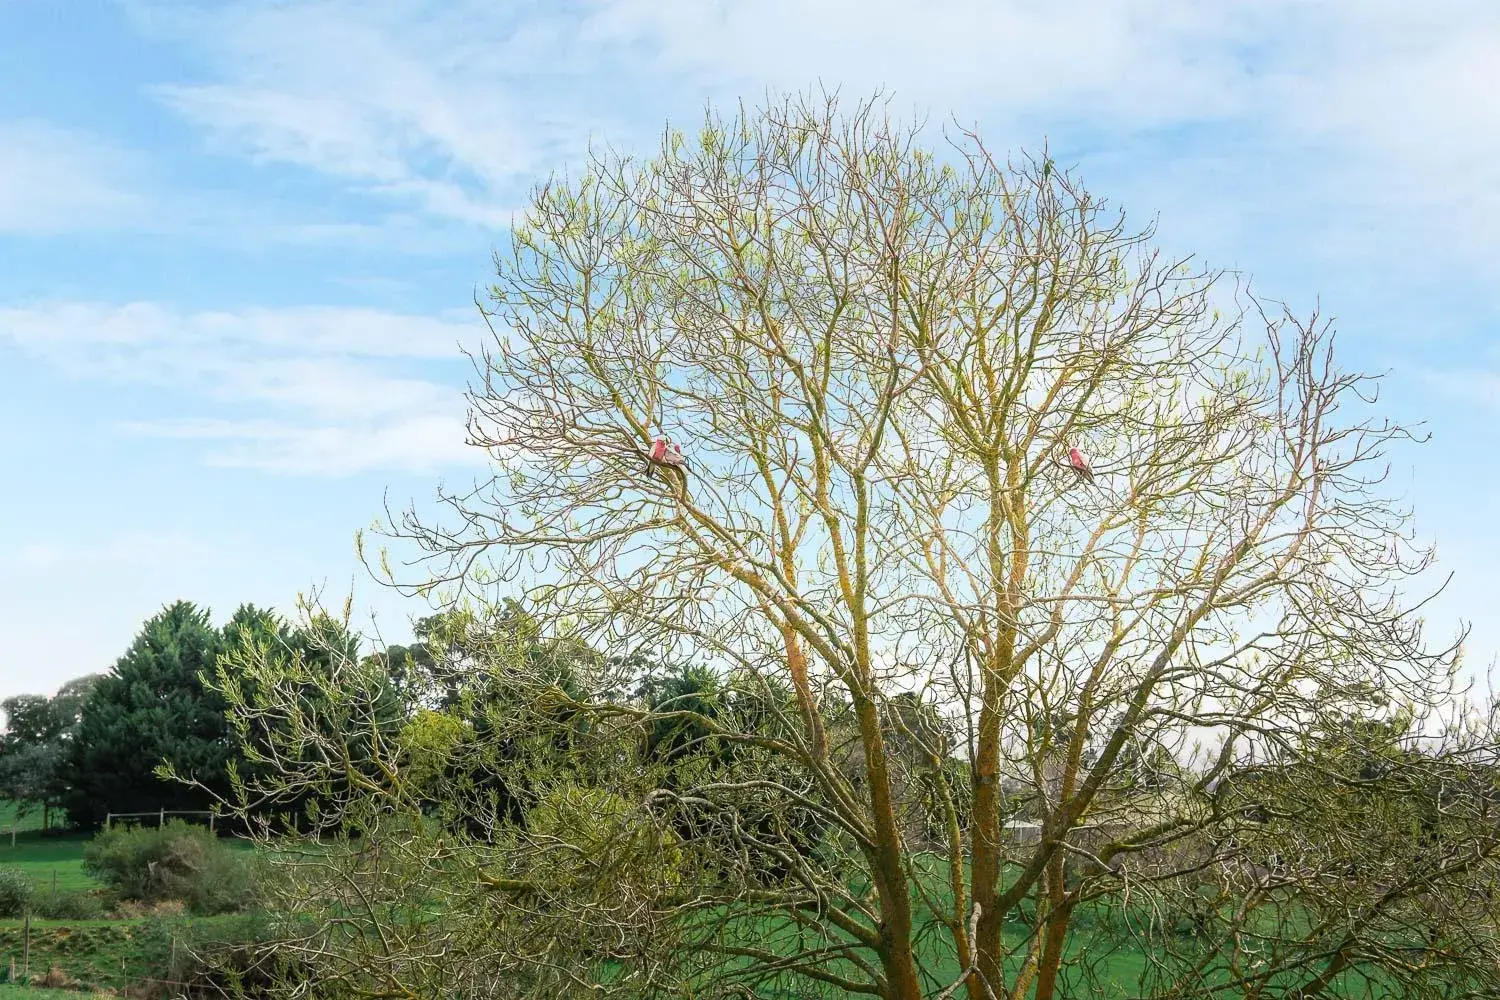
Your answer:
84;819;257;914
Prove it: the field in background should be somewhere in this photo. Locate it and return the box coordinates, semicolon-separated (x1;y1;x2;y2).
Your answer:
0;803;44;836
0;830;95;896
0;803;232;992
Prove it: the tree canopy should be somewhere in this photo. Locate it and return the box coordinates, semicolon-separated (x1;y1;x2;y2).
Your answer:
65;601;232;826
0;675;101;829
213;94;1496;1000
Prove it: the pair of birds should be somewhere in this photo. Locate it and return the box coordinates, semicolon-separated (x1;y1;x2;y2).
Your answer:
642;437;689;477
644;437;1097;484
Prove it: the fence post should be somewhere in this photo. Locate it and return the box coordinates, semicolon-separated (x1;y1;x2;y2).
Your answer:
22;909;30;980
105;813;112;831
159;807;165;828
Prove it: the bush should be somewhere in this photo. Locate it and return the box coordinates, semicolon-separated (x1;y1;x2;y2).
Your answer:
83;819;257;915
138;912;311;1000
0;868;33;916
30;888;110;920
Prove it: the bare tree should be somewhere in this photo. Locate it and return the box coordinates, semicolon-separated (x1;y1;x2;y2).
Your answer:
226;92;1489;999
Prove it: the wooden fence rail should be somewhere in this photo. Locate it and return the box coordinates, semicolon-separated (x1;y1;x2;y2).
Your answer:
104;809;219;832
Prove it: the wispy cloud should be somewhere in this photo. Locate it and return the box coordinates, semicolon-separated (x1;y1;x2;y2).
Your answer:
139;0;606;228
0;121;147;234
0;116;486;252
119;415;478;476
12;532;214;576
0;301;486;475
128;0;1499;294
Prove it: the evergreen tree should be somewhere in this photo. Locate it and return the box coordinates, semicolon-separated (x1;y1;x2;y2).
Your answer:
66;601;230;827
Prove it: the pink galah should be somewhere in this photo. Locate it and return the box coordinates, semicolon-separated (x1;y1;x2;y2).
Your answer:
1066;446;1095;484
644;437;689;476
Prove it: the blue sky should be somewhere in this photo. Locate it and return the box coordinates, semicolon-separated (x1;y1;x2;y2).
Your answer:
2;0;1496;700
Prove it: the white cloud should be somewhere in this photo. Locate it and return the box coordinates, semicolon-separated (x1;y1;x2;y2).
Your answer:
140;0;598;227
127;0;1499;295
575;0;1265;121
10;532;213;575
0;301;488;475
0;301;475;361
0;121;146;234
120;415;477;476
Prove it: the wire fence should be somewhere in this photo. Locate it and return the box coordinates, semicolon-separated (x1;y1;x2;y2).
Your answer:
3;966;249;1000
2;913;251;1000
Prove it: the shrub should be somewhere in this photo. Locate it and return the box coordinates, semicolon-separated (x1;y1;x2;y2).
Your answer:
83;819;256;915
30;888;110;920
139;912;311;1000
0;868;34;916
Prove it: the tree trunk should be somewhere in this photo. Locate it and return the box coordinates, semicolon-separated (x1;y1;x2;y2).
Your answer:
1032;855;1074;1000
969;697;1005;1000
854;690;924;1000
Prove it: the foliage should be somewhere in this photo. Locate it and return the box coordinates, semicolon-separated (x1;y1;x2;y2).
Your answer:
0;745;62;823
27;887;108;920
213;93;1496;1000
65;602;231;827
394;709;467;795
526;783;686;897
149;911;314;1000
0;869;32;917
0;675;101;826
213;601;403;834
374;601;609;838
82;820;256;915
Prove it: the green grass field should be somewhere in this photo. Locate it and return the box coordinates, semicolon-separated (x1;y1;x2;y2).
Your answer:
0;987;78;1000
0;830;96;896
0;807;241;992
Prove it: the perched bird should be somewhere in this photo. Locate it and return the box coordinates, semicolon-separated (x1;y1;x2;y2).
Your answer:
644;437;689;477
1066;446;1095;484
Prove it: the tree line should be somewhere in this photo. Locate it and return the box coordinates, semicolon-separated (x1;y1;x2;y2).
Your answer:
0;600;399;830
4;596;954;843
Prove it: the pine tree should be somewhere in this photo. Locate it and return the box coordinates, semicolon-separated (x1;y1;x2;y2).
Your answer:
66;601;230;826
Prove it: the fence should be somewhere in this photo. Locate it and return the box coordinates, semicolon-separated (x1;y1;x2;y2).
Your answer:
3;917;244;1000
105;809;220;832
